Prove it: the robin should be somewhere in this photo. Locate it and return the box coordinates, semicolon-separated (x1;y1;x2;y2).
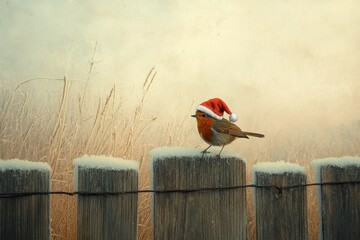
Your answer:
191;98;264;156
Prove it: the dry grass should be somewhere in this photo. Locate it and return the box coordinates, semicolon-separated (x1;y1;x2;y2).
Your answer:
0;67;359;239
0;65;163;239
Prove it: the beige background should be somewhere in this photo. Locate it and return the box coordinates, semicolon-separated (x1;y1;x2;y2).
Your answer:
1;0;359;142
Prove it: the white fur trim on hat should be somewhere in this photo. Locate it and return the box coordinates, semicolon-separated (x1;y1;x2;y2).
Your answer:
229;113;238;122
196;105;223;121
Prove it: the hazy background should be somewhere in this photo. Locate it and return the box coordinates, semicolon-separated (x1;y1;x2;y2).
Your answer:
1;0;360;157
1;2;359;238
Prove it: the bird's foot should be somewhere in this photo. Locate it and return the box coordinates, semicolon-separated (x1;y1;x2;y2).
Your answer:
217;146;225;158
201;150;210;158
200;145;212;158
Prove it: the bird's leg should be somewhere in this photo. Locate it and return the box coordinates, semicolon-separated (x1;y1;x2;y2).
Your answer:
201;145;212;157
217;145;225;157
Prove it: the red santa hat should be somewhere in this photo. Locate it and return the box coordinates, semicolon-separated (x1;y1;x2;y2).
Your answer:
196;98;238;122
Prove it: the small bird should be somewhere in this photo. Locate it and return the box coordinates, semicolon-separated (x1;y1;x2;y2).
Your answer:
192;98;264;156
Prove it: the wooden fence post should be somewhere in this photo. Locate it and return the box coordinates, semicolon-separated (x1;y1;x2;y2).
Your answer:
0;159;51;240
253;161;307;240
312;157;360;240
74;156;139;240
151;147;247;240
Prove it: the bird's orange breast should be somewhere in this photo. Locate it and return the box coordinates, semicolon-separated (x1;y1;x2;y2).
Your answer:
196;118;214;145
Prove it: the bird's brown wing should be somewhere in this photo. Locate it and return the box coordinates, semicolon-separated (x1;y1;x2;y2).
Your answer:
213;119;249;139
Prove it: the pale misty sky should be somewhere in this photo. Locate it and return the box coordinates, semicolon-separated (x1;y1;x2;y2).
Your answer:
1;0;359;130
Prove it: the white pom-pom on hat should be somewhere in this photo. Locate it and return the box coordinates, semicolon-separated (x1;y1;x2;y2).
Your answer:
229;112;238;122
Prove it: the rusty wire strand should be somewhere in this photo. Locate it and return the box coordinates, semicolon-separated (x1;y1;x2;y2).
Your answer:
1;180;359;198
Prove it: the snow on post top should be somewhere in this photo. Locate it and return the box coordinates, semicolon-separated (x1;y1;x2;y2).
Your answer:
151;147;243;162
312;156;360;182
74;155;138;191
252;161;305;175
0;159;51;172
73;155;139;171
312;156;360;169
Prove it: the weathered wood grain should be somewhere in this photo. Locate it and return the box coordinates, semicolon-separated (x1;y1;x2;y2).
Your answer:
0;168;50;240
319;165;360;240
152;153;247;240
77;167;138;240
254;171;307;240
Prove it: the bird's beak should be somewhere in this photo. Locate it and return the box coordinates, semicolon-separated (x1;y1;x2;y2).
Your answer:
191;114;196;118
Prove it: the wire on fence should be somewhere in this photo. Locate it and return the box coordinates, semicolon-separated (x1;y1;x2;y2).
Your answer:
1;181;359;198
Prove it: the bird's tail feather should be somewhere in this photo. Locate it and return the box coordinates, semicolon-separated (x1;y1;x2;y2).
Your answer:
243;131;265;138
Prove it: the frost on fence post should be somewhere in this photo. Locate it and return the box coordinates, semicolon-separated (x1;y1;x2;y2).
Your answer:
312;157;360;240
0;159;51;240
74;156;139;240
252;161;307;240
151;147;247;240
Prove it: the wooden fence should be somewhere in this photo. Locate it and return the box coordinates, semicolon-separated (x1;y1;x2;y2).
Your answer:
0;148;359;240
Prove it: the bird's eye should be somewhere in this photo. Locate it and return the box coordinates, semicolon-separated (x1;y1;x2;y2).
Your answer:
201;113;206;117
